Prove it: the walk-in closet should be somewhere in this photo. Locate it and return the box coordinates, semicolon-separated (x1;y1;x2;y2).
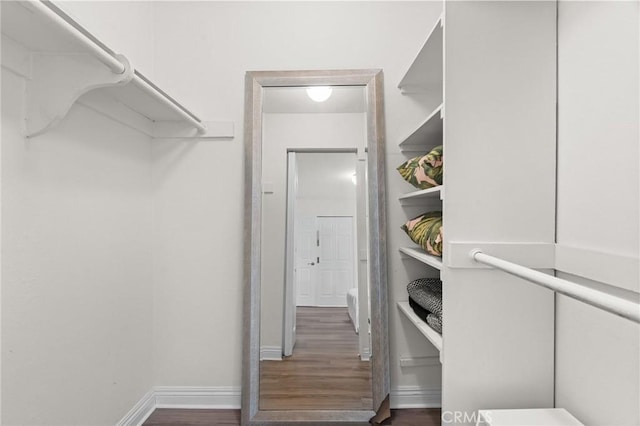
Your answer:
0;1;637;426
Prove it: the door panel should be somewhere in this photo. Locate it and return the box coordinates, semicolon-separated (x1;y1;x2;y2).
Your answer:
316;216;355;307
295;216;318;306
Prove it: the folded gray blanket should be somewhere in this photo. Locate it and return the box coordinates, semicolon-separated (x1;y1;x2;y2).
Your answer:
427;314;442;334
407;278;442;318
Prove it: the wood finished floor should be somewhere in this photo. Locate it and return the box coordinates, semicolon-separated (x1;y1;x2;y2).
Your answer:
259;307;372;411
143;408;441;425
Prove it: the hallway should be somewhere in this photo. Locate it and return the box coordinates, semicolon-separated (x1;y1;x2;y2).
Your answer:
259;307;372;410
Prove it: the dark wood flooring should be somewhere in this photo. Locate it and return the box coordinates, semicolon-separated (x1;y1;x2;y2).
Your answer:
143;408;441;425
260;307;372;410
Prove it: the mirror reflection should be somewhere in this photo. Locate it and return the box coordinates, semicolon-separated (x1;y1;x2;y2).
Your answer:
259;86;373;411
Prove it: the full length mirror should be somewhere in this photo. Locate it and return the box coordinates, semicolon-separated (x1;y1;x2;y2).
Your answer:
243;70;389;425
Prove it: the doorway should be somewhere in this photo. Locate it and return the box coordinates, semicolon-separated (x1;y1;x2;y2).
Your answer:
283;151;361;358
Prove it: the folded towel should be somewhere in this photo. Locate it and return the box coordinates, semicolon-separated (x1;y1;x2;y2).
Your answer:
407;278;442;318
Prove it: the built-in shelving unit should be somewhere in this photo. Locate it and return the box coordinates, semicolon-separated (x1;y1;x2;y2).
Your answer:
398;16;443;94
399;247;443;270
397;301;442;361
0;0;233;139
397;2;558;421
399;186;443;204
396;4;445;364
398;104;443;153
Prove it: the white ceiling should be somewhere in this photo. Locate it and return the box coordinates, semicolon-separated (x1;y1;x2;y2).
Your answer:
263;86;366;114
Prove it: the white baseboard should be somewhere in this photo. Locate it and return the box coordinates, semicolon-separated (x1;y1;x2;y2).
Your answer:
390;386;442;409
117;386;241;425
116;390;156;426
155;386;241;409
118;384;439;424
260;345;283;361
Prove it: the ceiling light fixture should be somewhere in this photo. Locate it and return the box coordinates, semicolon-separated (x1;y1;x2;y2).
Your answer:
306;86;333;102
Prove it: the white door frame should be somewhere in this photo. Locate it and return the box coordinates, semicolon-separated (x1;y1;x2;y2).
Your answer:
283;152;297;357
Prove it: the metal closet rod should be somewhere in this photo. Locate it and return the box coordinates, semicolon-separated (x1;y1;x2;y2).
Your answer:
33;0;207;134
469;249;640;324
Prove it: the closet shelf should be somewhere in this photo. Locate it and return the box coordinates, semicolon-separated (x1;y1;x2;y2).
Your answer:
399;186;443;204
397;301;442;359
398;16;443;94
399;247;443;270
0;0;233;139
398;104;443;153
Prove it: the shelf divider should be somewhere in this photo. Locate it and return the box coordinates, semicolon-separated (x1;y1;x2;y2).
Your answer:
397;301;442;361
399;247;443;270
399;185;443;204
398;15;444;94
399;104;443;152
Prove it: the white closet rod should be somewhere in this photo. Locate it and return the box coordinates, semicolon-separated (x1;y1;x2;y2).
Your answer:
32;1;207;135
469;249;640;324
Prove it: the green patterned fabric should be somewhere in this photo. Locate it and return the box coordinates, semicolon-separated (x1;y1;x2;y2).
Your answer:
397;145;443;189
401;211;443;257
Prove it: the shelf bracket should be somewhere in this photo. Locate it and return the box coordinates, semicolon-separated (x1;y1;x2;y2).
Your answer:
25;53;133;138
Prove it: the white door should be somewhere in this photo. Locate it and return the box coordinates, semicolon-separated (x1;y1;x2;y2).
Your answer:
295;216;318;306
316;216;355;307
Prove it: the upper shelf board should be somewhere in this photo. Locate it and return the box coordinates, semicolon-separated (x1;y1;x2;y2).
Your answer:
397;301;443;359
398;16;443;94
0;1;232;139
399;104;443;153
399;247;443;270
399;186;443;204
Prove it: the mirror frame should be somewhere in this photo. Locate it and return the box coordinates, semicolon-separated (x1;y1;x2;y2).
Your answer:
242;69;389;425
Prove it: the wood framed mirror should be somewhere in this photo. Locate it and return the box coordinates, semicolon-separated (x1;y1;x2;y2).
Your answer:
242;70;389;425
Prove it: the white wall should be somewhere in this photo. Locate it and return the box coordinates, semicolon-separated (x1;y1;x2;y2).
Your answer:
556;2;639;424
1;71;154;425
296;152;358;233
150;0;444;396
1;2;156;425
56;1;155;78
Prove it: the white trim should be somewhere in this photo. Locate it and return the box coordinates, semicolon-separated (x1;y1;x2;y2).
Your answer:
390;386;441;409
118;385;440;421
447;242;555;269
116;386;242;425
399;355;440;368
154;386;241;410
555;245;639;293
116;390;155;426
260;345;283;361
